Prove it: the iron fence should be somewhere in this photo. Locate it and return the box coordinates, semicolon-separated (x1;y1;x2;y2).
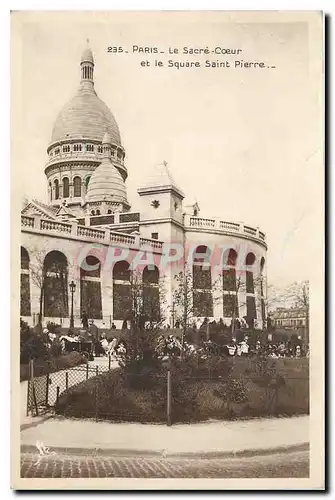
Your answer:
26;358;309;425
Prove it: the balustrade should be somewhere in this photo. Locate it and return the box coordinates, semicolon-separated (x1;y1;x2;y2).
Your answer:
110;231;136;246
220;220;240;231
40;219;72;233
186;215;266;243
21;215;34;228
77;225;105;240
140;237;163;249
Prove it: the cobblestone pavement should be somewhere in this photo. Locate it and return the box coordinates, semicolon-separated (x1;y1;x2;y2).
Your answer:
20;450;309;478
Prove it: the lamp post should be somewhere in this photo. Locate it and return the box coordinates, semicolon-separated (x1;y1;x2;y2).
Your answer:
69;280;76;328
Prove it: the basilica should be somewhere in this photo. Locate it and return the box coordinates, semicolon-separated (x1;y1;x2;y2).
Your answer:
20;43;268;330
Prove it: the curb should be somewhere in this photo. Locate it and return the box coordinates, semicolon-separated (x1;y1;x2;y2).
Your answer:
20;442;309;460
20;415;53;432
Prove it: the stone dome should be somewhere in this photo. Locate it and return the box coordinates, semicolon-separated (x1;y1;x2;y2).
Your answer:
50;85;122;145
86;159;128;203
50;43;121;146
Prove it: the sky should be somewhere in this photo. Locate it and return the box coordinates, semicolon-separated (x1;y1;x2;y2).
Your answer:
12;11;323;289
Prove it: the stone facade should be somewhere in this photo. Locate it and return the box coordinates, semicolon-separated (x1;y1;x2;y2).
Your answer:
20;44;268;330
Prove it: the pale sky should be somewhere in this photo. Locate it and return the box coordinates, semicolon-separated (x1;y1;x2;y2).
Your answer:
13;11;323;289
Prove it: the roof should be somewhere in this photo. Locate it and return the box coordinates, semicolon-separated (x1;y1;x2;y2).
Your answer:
50;85;121;145
21;199;58;220
86;159;128;204
138;162;184;198
50;44;121;146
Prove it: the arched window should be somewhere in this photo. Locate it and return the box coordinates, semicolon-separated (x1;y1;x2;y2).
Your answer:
21;247;29;270
113;261;132;321
73;176;82;197
142;266;160;323
54;179;59;200
62;177;69;198
20;247;31;316
80;255;102;319
49;182;52;201
222;248;238;318
43;251;68;318
91;210;95;216
192;245;213;317
113;260;130;281
96;209;101;215
107;209;112;214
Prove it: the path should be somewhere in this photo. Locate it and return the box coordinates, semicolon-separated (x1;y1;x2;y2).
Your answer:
20;449;309;478
21;356;119;424
21;415;309;456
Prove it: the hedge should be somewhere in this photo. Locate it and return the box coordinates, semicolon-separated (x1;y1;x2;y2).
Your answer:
55;357;309;423
20;352;87;382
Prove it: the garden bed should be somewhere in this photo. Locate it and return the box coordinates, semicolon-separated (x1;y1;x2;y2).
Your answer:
55;357;309;423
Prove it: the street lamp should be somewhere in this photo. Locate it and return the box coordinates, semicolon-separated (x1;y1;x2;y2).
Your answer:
69;280;76;328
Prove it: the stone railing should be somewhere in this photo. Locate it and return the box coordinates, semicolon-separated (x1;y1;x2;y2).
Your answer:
40;219;72;234
21;215;34;228
140;237;164;249
219;220;240;231
244;225;257;237
185;215;266;244
189;216;216;228
21;215;163;252
77;226;105;240
110;231;136;246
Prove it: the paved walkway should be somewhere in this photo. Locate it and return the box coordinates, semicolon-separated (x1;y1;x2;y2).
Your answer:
20;449;309;478
21;415;309;458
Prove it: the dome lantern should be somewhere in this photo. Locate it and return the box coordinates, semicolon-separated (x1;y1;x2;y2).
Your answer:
80;39;94;84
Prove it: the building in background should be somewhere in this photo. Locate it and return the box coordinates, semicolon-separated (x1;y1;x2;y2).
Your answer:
271;307;306;329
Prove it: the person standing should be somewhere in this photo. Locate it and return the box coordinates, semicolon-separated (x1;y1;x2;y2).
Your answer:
82;311;88;329
89;320;99;356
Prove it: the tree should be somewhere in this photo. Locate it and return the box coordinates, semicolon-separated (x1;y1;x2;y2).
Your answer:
29;248;47;327
172;263;221;356
172;263;194;356
29;247;72;327
284;280;310;343
219;268;265;335
117;268;167;362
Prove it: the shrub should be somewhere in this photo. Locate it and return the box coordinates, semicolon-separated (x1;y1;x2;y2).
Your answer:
20;319;49;365
20;351;87;381
46;322;62;334
55;356;309;423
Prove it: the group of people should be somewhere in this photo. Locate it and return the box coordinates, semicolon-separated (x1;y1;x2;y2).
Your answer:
40;310;307;361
